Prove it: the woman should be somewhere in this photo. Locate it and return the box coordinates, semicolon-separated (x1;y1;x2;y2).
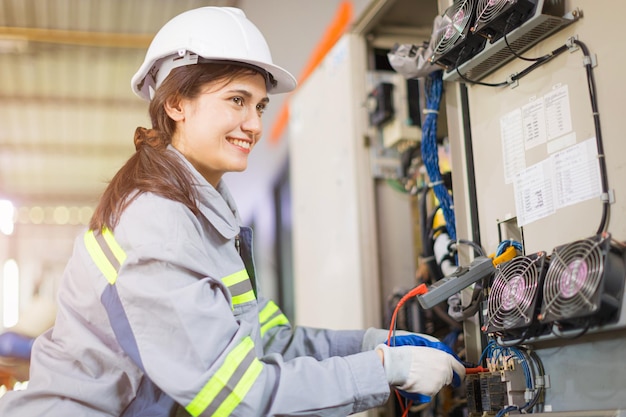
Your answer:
0;7;464;416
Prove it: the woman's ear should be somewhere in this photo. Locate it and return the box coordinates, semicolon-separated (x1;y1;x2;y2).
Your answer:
164;97;185;121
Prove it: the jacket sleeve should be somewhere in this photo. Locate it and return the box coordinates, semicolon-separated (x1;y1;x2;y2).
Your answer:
110;201;390;417
257;297;367;360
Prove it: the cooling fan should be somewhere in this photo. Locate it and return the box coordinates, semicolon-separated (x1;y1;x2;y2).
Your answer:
430;0;486;70
484;252;548;339
539;233;626;330
471;0;538;43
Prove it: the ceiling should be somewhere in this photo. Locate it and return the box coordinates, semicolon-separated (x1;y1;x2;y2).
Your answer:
0;0;238;209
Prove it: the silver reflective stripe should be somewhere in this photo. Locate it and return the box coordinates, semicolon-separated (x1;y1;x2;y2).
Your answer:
222;269;256;306
259;301;290;337
84;228;127;284
186;337;262;416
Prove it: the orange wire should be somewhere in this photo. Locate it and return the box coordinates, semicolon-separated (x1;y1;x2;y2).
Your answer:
465;366;489;374
386;284;429;342
386;283;429;416
386;284;486;414
401;398;411;417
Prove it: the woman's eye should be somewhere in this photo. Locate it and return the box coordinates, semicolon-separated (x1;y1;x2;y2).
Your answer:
232;97;244;106
256;104;266;114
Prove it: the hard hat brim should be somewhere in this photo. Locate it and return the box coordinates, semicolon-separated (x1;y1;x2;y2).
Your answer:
131;53;297;101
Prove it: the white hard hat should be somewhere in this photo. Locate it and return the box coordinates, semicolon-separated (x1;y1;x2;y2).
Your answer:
131;7;297;100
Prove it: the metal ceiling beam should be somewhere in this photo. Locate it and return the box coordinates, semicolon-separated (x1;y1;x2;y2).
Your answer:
351;0;398;36
0;26;153;49
0;143;133;157
0;93;146;108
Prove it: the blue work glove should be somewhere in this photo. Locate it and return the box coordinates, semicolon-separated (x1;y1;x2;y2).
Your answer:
381;334;466;403
361;327;436;352
387;334;464;387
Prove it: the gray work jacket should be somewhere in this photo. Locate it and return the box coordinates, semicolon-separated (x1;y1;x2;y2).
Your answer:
0;147;389;416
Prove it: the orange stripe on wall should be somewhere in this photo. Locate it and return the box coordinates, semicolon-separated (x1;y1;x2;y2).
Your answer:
269;1;354;144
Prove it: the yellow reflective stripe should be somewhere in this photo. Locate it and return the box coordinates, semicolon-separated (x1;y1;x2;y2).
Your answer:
186;337;259;416
222;270;248;286
84;228;127;285
222;269;255;307
260;315;290;338
101;227;127;266
231;290;256;306
259;301;290;337
258;301;279;323
84;230;118;284
213;359;263;416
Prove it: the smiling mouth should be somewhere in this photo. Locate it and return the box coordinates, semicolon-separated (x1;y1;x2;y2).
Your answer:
228;138;252;150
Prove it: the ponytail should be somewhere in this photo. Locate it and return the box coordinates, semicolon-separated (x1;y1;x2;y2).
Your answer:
89;126;199;231
133;127;167;151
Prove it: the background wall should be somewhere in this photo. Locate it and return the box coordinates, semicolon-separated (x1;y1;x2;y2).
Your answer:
226;0;372;308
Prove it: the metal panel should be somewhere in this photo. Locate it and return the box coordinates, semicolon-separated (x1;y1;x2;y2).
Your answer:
449;0;626;413
288;34;381;330
443;0;580;82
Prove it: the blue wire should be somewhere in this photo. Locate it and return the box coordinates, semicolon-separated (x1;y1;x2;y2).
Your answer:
495;405;519;417
478;339;497;365
421;70;456;240
496;239;523;256
480;342;532;387
480;341;537;415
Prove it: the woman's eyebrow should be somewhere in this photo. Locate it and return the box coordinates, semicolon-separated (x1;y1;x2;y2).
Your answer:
228;89;270;104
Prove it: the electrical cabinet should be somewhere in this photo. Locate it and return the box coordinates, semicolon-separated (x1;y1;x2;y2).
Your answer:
288;0;626;415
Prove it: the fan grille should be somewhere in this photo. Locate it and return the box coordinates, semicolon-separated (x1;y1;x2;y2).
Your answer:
475;0;513;27
433;0;476;56
487;254;543;331
540;236;606;321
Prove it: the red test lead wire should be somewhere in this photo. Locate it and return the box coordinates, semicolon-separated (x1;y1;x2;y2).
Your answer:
386;283;429;343
465;366;489;374
386;283;429;417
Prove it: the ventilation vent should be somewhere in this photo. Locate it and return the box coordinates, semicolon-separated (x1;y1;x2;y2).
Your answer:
539;233;625;330
484;252;548;339
431;0;486;70
471;0;538;44
443;0;579;82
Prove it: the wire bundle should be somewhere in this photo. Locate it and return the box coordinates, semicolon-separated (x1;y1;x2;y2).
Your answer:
421;70;456;240
479;340;546;416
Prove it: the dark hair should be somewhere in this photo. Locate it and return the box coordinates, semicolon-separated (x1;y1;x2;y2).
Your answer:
89;63;261;231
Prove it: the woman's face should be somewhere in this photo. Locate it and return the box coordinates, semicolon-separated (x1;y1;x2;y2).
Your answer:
168;72;269;187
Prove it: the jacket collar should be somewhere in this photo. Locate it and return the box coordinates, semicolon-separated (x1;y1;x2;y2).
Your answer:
167;145;241;239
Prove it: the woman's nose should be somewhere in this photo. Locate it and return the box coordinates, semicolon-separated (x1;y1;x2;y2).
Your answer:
241;110;263;137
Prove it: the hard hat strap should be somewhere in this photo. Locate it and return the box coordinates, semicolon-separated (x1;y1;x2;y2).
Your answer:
149;50;201;99
148;50;278;99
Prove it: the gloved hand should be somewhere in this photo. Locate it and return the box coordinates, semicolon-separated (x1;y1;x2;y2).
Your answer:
376;342;466;400
361;327;438;352
387;334;464;387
